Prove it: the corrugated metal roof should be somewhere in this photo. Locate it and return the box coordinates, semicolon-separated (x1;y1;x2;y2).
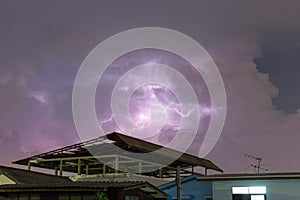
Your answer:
107;132;222;172
13;132;223;175
71;173;170;187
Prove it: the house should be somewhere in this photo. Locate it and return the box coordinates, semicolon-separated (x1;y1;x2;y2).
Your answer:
198;172;300;200
9;132;223;200
0;165;167;200
160;172;300;200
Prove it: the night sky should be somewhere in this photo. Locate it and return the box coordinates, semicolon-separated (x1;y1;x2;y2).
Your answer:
1;1;300;173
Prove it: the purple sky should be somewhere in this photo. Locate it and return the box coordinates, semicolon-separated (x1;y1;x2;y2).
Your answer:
1;1;300;173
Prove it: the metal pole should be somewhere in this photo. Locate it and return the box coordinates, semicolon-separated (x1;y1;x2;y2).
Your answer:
59;159;63;176
138;162;142;174
54;166;58;176
159;167;163;178
103;164;106;174
85;164;89;175
115;155;119;172
77;159;81;175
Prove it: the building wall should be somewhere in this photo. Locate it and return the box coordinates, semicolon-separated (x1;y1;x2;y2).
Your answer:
159;175;212;200
213;179;300;200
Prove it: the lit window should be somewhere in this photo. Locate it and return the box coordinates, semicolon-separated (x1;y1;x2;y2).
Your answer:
232;187;249;194
232;186;266;200
232;186;266;194
249;186;266;194
251;195;265;200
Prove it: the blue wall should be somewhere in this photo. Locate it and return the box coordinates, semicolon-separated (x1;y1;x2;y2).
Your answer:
212;179;300;200
159;175;212;200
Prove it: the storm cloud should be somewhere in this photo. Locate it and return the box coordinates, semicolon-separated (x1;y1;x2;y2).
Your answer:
0;0;300;172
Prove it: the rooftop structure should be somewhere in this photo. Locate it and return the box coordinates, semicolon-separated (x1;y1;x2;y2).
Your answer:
13;132;222;178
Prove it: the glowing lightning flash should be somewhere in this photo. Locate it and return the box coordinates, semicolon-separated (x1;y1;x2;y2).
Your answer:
98;83;213;136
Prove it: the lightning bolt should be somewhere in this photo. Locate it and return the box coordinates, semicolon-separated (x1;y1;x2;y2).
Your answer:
99;114;115;132
165;102;197;118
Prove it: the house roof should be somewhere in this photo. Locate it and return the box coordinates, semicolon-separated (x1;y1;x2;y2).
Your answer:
197;172;300;181
107;132;222;172
0;181;146;191
13;132;222;177
70;173;170;187
0;165;71;185
0;165;167;199
0;180;169;200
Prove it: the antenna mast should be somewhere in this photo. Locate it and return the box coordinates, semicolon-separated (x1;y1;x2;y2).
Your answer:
244;154;268;174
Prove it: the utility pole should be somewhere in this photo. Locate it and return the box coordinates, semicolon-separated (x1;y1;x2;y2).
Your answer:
176;165;181;200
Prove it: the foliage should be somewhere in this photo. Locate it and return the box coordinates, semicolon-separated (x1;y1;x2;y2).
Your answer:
93;191;109;200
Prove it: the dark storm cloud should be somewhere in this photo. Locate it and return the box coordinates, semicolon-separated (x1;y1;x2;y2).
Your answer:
255;32;300;113
0;0;300;172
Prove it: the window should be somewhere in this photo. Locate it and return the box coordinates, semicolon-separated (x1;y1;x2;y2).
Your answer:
249;187;266;194
250;195;265;200
125;195;139;200
232;186;266;200
232;187;249;194
204;196;213;200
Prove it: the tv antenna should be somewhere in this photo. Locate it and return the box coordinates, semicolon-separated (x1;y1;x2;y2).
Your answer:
244;154;269;174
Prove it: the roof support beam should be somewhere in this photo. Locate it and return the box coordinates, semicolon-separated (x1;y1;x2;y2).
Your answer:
115;155;119;171
85;164;89;175
102;164;106;174
159;167;163;178
54;166;58;176
77;159;81;175
138;161;142;174
27;161;31;171
59;159;63;176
